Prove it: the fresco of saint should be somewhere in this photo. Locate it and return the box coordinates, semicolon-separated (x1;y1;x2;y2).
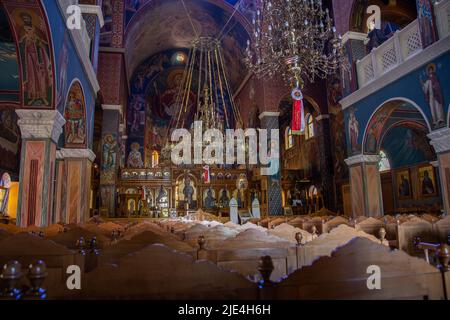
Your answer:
127;142;144;168
416;0;437;48
102;134;117;170
17;11;52;107
421;64;445;129
348;108;359;154
65;83;86;146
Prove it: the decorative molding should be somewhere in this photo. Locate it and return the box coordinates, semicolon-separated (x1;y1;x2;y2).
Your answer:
345;154;381;166
316;114;330;121
340;34;450;110
259;111;280;119
79;4;104;28
16;110;66;143
428;127;450;154
57;148;96;162
56;0;100;94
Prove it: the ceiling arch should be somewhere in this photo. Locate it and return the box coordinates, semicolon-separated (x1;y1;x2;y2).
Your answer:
124;0;251;91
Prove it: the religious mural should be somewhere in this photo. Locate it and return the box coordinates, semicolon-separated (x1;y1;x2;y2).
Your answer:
218;188;230;208
64;82;86;148
101;133;118;185
203;187;216;209
0;105;20;174
420;63;445;129
381;125;435;169
396;169;412;200
344;51;450;160
127;142;144;168
2;3;54;108
418;165;437;197
347;107;360;156
416;0;438;48
128;49;197;168
327;77;348;179
176;175;197;208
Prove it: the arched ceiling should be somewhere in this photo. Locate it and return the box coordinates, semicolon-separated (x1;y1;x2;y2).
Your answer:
124;0;251;91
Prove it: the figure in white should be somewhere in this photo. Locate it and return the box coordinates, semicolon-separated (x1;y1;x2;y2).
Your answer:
229;197;239;224
127;142;144;168
348;108;359;153
421;64;445;128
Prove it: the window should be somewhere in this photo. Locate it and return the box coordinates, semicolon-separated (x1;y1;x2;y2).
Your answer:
378;150;391;172
152;150;159;168
285;127;294;150
305;114;315;139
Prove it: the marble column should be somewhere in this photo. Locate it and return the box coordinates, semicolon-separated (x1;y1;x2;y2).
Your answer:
16;110;65;227
55;148;96;224
99;104;121;217
428;128;450;215
345;154;384;218
259;112;282;216
316;114;335;211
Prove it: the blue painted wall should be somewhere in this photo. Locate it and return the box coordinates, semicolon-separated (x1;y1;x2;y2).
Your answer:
344;51;450;157
42;0;97;149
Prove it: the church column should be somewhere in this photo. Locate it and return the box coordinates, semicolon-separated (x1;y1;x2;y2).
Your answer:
16;110;65;227
345;154;384;218
428;128;450;215
55;149;96;224
259;111;282;216
99;104;121;217
316;114;335;210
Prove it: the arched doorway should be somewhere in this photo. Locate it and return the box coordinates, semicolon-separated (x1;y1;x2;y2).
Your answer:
363;99;440;215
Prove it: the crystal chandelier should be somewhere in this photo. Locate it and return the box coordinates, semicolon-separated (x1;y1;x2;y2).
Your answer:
244;0;343;89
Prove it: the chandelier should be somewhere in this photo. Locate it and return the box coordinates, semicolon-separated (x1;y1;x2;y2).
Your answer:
161;36;243;159
244;0;343;89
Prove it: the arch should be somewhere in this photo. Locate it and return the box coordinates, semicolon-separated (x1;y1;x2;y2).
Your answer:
305;113;315;140
1;0;56;109
285;126;294;150
63;79;87;148
362;97;432;155
123;0;251;86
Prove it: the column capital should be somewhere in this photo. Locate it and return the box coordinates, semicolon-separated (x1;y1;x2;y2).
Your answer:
16;109;65;143
428;128;450;154
345;154;381;166
57;148;96;162
259;111;280;120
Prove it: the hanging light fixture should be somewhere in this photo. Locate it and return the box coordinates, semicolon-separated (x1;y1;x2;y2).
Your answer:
244;0;343;134
161;36;244;159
